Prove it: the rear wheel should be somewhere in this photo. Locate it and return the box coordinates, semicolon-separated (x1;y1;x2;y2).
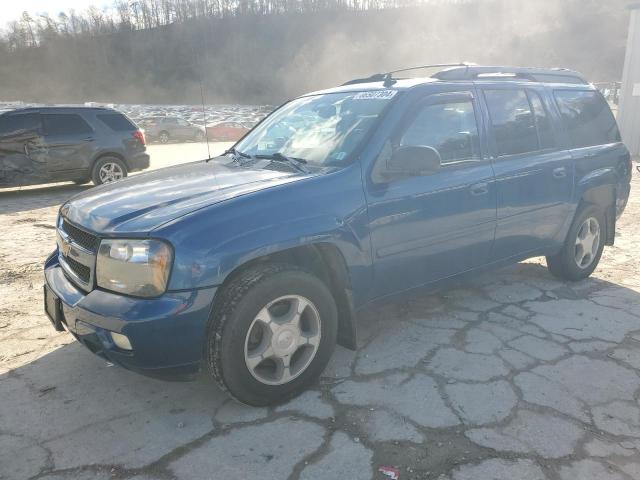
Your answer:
546;204;605;281
91;157;127;185
159;131;170;144
194;130;205;142
207;264;337;406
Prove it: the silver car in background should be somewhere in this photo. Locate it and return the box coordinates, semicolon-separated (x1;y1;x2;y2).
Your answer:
140;116;206;144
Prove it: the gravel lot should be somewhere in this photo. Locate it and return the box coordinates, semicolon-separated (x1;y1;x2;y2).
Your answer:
1;148;639;480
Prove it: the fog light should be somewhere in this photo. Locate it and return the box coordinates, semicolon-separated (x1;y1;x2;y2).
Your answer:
110;332;132;351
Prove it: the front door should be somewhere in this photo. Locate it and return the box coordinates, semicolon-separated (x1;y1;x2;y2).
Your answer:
0;111;46;187
175;118;194;139
366;91;497;298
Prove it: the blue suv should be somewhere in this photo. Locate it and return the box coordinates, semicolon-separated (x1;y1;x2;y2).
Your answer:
44;65;632;405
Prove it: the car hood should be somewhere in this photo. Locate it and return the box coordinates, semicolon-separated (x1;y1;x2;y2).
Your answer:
61;159;312;234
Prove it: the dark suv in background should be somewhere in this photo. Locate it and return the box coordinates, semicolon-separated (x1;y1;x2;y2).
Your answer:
0;107;149;187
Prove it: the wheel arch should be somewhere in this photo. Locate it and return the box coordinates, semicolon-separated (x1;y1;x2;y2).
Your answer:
577;183;616;246
214;242;358;350
92;151;127;169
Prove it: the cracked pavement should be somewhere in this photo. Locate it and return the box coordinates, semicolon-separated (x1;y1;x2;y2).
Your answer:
1;165;640;479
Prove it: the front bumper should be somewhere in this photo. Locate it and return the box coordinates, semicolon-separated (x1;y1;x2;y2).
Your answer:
44;252;217;379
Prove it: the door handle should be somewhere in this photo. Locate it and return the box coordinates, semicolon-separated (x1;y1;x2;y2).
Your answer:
470;182;489;196
552;167;567;179
81;137;95;142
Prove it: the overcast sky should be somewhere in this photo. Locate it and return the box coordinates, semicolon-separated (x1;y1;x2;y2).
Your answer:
0;1;110;26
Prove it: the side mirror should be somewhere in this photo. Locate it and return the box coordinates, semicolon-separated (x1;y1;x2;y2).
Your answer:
386;145;441;178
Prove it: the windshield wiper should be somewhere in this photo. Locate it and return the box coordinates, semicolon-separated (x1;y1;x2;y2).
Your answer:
255;152;309;173
211;146;252;165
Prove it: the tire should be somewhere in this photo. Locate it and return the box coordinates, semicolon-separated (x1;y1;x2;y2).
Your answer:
91;156;128;185
159;131;170;144
546;204;606;281
207;263;337;406
194;130;205;142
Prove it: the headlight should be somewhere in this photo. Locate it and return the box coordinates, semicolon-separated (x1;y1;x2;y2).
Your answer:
96;239;173;297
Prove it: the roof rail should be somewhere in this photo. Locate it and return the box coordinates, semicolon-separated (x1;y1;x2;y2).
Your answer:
342;64;589;87
342;62;476;87
432;66;589;84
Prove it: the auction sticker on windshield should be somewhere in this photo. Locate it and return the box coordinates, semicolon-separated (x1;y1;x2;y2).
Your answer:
352;90;397;100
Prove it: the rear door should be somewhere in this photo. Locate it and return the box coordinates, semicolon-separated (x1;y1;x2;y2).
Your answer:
0;111;45;186
480;86;574;260
367;90;497;297
41;113;95;175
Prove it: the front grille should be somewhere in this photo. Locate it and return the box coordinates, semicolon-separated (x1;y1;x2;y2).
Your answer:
62;220;99;252
64;255;91;283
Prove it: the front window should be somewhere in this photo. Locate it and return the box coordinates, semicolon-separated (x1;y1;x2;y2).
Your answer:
234;90;396;166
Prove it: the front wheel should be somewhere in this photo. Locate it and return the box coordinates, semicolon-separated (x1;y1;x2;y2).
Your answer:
207;264;337;406
546;204;606;281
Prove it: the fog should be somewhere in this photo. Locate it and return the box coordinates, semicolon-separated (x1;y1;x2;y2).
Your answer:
0;0;630;106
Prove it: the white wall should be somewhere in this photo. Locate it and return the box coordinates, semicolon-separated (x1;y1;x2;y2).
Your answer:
619;4;640;157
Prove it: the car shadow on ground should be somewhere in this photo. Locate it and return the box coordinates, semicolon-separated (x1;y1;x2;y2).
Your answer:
2;261;640;479
0;184;91;215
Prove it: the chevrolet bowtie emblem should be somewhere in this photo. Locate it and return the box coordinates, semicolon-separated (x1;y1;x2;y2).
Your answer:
61;238;72;257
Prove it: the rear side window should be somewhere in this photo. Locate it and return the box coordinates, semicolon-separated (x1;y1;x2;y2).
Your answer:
400;99;481;164
0;112;41;137
554;90;620;148
97;113;136;132
43;114;92;135
484;89;538;156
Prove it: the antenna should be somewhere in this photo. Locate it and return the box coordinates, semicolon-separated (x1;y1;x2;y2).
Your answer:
192;47;212;160
198;73;211;160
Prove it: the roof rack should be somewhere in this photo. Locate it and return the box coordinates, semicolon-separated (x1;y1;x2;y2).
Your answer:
432;66;589;84
342;63;476;87
342;64;589;87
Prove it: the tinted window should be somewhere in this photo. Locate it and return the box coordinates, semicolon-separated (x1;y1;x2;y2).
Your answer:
400;99;480;164
43;114;92;135
528;91;555;150
554;90;620;147
485;89;538;156
97;113;136;132
0;112;41;137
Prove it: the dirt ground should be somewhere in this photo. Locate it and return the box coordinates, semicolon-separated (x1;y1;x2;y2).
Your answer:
1;150;640;480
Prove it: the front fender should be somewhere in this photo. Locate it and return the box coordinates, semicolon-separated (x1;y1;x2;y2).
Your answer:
180;214;366;290
156;165;371;294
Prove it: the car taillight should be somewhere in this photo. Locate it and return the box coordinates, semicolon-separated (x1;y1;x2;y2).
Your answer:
133;130;146;145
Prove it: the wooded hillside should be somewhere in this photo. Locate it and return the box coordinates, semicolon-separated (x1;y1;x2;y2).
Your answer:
0;0;630;104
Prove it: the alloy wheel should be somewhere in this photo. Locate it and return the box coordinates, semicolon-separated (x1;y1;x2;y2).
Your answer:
244;295;321;385
99;162;124;183
574;217;600;269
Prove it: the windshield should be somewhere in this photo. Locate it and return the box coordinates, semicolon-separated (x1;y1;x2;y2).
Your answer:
234;90;397;166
